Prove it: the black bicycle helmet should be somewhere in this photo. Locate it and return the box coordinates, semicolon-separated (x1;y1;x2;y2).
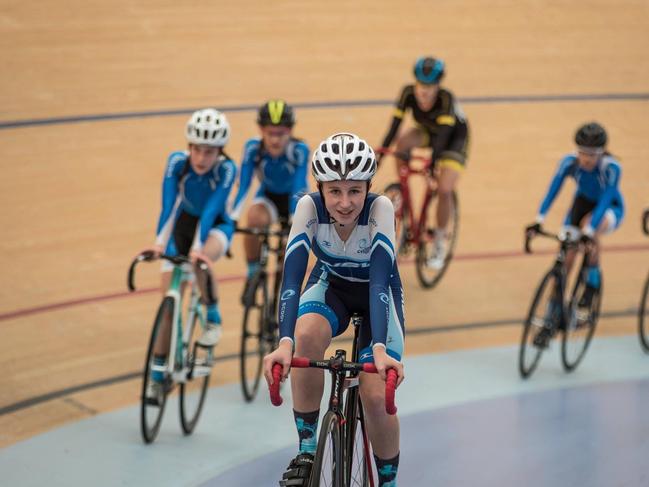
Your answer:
574;122;607;148
257;100;295;127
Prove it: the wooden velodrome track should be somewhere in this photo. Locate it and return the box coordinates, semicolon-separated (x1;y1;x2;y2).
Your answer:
1;0;648;450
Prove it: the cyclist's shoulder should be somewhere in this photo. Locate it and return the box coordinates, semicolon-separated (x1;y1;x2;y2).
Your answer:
601;153;621;169
244;137;262;151
287;138;310;157
557;153;578;170
214;155;237;182
363;193;393;225
166;150;189;172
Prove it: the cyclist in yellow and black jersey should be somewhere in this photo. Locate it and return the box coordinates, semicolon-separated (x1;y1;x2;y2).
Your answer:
378;56;469;269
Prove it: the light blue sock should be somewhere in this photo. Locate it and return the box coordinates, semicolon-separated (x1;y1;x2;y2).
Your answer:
152;355;165;383
206;303;221;324
247;261;261;279
294;409;319;455
586;266;601;289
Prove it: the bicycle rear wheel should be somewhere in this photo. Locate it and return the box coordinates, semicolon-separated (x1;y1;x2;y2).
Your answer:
310;411;344;487
382;182;409;256
179;307;211;435
240;273;269;402
415;190;459;289
639;272;649;353
561;273;601;371
519;271;560;379
140;296;173;444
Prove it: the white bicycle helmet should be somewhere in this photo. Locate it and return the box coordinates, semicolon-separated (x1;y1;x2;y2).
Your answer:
185;108;230;147
311;132;377;182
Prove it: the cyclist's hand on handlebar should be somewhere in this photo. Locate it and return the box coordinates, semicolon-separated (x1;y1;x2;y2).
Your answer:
263;340;293;387
372;346;404;387
190;249;211;266
140;245;163;259
525;222;542;237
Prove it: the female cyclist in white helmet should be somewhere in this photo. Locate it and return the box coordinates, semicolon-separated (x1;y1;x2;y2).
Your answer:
264;133;405;487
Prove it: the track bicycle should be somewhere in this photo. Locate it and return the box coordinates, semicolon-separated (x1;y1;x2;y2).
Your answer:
236;219;290;402
638;209;649;352
270;314;398;487
519;229;602;379
377;148;459;289
128;251;214;443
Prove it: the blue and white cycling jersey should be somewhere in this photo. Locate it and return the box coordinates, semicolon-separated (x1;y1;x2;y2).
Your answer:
230;137;309;220
536;153;624;234
278;192;405;360
155;151;237;251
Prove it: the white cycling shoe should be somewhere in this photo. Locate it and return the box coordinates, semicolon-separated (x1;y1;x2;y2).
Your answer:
197;322;222;347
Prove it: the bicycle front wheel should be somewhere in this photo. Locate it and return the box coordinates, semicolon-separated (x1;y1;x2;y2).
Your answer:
519;270;560;379
179;308;211;435
561;274;601;371
383;182;409;255
415;189;459;289
140;296;173;444
345;394;372;486
640;272;649;353
240;274;269;402
310;411;344;487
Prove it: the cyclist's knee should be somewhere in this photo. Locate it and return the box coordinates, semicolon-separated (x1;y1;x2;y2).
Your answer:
360;379;388;417
294;315;331;354
247;204;271;228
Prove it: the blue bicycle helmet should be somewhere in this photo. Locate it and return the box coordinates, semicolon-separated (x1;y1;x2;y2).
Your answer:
413;56;445;84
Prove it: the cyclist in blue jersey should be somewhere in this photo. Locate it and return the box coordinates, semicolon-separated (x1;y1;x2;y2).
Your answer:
229;100;309;304
526;122;624;328
142;108;237;399
378;56;469;269
263;133;405;487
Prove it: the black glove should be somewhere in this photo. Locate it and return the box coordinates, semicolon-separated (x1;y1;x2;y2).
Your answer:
525;223;541;235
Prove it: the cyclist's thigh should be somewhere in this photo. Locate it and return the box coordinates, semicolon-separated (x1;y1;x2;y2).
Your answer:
251;187;288;225
395;127;427;152
563;195;596;229
247;200;273;227
205;219;234;260
592;205;624;235
298;275;351;339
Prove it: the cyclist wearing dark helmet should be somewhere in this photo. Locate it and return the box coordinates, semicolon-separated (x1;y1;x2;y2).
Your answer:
526;122;624;317
230;100;310;304
378;56;469;270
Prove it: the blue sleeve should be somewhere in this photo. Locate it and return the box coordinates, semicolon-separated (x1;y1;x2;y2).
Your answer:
589;162;621;230
155;152;185;243
278;196;316;341
538;156;573;219
197;160;237;246
230;140;258;220
289;142;310;216
368;196;397;346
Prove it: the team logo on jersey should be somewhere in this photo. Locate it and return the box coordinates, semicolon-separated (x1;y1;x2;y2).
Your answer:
360;351;373;361
321;240;332;248
281;289;296;301
379;292;389;305
357;238;371;254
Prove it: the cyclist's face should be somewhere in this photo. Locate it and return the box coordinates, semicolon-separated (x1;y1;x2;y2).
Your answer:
260;125;292;157
414;82;439;110
321;180;368;225
576;147;602;171
189;144;221;174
